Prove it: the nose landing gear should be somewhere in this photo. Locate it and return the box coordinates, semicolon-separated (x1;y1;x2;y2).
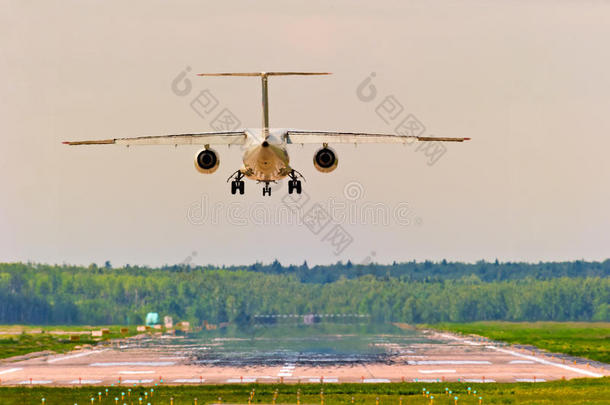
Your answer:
262;183;272;196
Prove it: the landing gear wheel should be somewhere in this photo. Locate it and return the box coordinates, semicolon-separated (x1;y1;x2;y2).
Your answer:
262;185;272;196
288;180;302;194
231;180;245;195
227;170;246;195
287;169;304;194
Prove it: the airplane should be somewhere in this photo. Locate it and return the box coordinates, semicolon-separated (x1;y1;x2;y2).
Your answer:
63;72;470;196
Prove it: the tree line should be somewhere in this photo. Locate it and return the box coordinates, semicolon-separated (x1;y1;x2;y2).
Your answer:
0;261;608;325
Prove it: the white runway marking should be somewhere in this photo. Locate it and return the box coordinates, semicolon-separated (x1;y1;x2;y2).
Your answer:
308;378;339;383
48;350;107;363
119;371;155;375
123;379;153;384
418;369;456;374
414;379;441;382
17;380;53;385
437;333;482;346
69;379;102;384
509;360;535;364
486;346;604;378
409;360;491;365
0;368;22;375
227;378;257;383
90;361;174;367
277;361;295;377
464;378;496;383
516;378;546;382
363;378;390;383
173;378;203;383
435;331;605;379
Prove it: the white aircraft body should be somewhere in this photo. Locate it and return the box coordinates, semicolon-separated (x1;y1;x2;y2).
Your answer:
64;72;470;196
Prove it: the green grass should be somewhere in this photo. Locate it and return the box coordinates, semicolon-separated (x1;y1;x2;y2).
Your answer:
421;322;610;363
0;325;139;360
0;379;609;404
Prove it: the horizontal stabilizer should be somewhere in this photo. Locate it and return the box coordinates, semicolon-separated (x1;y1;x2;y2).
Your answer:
197;72;331;77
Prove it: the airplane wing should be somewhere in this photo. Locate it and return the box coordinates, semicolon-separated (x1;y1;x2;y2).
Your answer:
62;131;248;146
284;131;470;144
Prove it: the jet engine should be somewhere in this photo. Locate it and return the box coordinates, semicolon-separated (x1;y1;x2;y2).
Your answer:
194;148;220;174
313;147;338;173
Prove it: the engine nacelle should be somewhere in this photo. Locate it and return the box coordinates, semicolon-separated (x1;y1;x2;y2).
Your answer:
313;147;338;173
194;148;220;174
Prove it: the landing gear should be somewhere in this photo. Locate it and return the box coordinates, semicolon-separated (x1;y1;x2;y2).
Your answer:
288;180;301;194
287;169;304;194
262;182;272;196
231;180;245;195
227;170;245;195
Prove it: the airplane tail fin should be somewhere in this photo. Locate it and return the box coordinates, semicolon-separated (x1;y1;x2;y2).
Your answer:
197;72;332;138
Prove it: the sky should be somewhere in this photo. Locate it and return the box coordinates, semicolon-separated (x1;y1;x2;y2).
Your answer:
1;0;609;267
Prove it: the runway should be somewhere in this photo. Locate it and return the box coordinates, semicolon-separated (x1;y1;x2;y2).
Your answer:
0;326;607;386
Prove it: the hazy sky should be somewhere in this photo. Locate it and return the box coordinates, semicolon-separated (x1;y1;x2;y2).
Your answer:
2;0;610;267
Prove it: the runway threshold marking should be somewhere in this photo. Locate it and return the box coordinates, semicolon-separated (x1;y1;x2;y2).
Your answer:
17;380;53;385
409;360;492;365
486;346;604;378
0;368;23;375
123;379;153;384
227;378;257;383
47;349;108;363
277;361;295;378
68;379;102;384
464;378;496;383
173;378;203;383
308;378;339;383
118;371;156;374
90;361;175;367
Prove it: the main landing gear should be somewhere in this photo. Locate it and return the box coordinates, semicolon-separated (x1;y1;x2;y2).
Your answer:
227;170;245;195
227;169;304;196
287;169;304;195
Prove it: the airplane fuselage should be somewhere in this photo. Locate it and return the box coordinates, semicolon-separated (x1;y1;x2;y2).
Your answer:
241;129;292;182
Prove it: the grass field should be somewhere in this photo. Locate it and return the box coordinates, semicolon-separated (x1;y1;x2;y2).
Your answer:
0;325;138;360
421;322;610;364
0;379;609;405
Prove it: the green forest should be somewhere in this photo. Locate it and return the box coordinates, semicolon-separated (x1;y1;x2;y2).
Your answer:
0;260;608;325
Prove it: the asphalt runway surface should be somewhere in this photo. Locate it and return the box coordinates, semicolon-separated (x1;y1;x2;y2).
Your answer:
0;325;607;386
